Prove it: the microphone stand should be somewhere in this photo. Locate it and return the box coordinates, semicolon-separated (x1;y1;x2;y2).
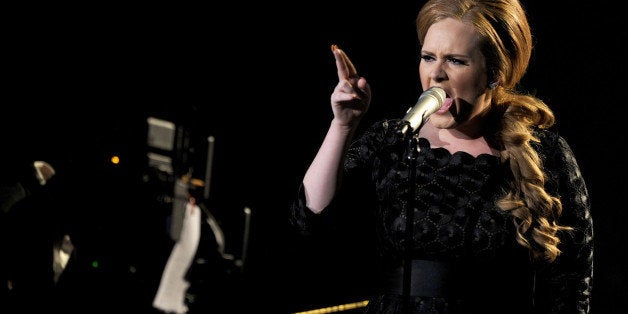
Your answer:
400;122;419;309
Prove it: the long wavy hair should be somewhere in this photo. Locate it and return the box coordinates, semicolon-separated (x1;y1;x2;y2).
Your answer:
416;0;571;262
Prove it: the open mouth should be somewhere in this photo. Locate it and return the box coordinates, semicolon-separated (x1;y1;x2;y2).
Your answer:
437;95;453;114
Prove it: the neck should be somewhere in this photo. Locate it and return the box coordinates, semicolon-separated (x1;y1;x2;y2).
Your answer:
419;122;500;157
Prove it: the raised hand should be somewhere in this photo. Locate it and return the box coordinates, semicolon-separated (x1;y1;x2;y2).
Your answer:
330;45;371;127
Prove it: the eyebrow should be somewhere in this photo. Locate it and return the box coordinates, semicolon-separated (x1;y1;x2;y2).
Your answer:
421;50;472;59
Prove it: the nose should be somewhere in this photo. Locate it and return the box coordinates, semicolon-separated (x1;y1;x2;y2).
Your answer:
428;61;447;82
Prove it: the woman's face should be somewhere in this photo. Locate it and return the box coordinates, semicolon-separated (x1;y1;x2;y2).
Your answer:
419;17;493;132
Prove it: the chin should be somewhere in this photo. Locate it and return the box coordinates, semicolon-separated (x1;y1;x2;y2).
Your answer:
429;114;457;129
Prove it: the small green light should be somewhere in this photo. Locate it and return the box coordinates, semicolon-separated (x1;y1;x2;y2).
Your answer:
92;260;100;268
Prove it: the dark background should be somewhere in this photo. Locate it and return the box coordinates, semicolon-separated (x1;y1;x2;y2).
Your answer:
3;1;626;313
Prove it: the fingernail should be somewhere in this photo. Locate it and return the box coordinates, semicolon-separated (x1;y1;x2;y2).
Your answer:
331;44;338;52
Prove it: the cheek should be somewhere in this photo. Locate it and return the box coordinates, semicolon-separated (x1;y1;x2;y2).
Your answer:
454;79;490;114
418;64;431;89
471;68;489;90
458;72;487;99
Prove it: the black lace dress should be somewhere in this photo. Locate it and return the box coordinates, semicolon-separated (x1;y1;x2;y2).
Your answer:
290;119;593;313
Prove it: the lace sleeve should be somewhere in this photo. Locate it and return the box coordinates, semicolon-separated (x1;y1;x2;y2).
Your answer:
534;131;594;313
289;119;403;236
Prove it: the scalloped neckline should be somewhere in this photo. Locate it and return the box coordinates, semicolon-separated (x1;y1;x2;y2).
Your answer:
417;137;500;161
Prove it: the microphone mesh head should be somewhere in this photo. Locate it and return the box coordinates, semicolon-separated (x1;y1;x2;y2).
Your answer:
425;86;445;105
401;86;446;134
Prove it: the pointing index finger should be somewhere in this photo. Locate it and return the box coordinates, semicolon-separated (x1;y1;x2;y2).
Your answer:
331;44;358;80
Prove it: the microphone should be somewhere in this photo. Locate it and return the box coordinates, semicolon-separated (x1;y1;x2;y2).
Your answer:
400;86;446;135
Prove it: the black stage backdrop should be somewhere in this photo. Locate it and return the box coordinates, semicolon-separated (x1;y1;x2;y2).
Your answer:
3;1;625;313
